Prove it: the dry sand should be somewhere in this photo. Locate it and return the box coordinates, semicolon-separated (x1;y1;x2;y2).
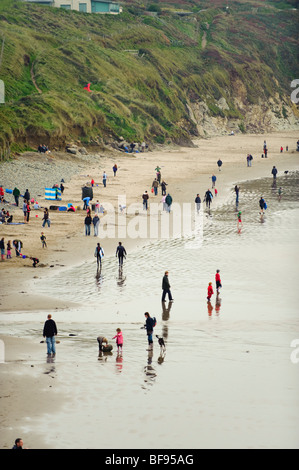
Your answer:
0;129;299;449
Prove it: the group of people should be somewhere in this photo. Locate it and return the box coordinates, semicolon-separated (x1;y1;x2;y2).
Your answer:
0;238;23;260
38;144;50;154
0;207;13;224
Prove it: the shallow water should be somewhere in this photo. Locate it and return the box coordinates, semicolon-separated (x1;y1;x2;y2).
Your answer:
1;172;299;449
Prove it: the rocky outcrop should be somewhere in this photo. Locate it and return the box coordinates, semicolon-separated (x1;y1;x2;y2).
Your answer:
187;95;299;137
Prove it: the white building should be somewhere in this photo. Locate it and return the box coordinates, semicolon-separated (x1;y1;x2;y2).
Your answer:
23;0;122;14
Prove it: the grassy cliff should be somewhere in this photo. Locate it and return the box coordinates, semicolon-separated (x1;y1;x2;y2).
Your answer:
0;0;298;151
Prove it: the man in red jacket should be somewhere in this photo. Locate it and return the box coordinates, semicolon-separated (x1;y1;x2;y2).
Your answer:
215;270;222;294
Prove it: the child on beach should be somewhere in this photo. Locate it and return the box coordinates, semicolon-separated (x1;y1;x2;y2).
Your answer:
237;211;243;231
40;232;47;248
207;282;214;302
6;240;12;259
113;328;123;353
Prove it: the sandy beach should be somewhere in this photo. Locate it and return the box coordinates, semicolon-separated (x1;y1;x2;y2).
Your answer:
1;129;299;449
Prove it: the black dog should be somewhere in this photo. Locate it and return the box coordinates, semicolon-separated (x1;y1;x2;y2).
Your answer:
156;335;166;351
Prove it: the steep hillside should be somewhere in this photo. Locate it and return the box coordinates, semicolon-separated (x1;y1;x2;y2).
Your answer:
0;0;298;153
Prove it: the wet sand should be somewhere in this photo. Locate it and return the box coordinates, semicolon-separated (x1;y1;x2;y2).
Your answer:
0;130;299;449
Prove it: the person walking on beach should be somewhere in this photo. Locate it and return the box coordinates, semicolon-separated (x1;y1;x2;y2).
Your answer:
215;270;222;295
13;186;20;206
211;174;216;188
43;314;57;357
162;271;173;302
165;193;172;213
112;328;123;354
217;159;222;171
272;166;278;180
116;241;127;267
144;312;156;350
113;164;118;177
95;243;104;268
84;213;92;236
278;187;282;201
161;180;167;196
92;213;100;236
103;171;107;187
142;190;149;210
42;208;50;228
207;282;214;302
152;178;159;196
24;189;30;203
204;189;213;209
259;196;266;214
40;232;47;248
195;194;201;213
234;185;240;206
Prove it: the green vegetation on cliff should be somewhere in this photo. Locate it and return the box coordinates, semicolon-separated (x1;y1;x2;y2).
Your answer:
0;0;298;150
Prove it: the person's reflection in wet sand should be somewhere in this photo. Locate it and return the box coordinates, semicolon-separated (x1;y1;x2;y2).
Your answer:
143;349;156;389
98;350;113;362
116;352;123;372
95;265;103;290
117;266;126;288
162;300;172;322
207;300;213;317
215;294;222;316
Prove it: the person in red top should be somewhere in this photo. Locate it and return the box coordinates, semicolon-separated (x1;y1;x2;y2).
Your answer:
91;178;95;187
0;186;4;202
207;282;214;302
215;270;222;294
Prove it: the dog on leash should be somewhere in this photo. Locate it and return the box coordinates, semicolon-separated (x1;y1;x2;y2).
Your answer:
156;335;166;352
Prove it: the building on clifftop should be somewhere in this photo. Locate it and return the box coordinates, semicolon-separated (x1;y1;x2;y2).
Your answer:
23;0;122;14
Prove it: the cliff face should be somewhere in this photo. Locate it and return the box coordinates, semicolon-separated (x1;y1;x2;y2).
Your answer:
0;0;298;152
187;97;299;138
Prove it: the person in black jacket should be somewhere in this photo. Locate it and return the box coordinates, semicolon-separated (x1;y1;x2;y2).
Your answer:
116;241;127;266
23;189;30;202
43;314;58;356
162;271;173;302
272;166;278;179
144;312;155;349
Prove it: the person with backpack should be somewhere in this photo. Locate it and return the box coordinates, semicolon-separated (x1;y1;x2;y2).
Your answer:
144;312;156;349
162;270;173;302
165;193;172;213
